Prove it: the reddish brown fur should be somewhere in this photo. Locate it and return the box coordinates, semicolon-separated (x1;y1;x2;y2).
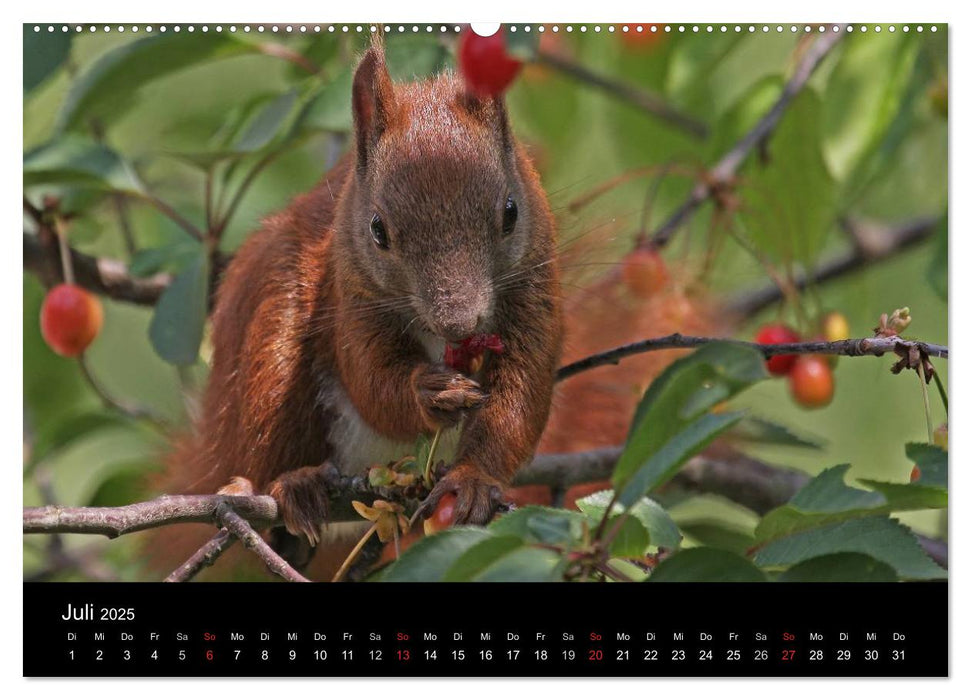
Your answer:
154;47;563;577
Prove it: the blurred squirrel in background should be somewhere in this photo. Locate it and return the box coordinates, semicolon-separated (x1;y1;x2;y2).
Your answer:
160;43;722;579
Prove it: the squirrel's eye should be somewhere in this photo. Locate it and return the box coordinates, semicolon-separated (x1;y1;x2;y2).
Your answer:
502;196;518;236
370;214;389;249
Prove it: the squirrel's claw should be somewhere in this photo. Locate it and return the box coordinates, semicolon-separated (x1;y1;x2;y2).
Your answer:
418;463;510;526
267;465;332;548
413;364;488;430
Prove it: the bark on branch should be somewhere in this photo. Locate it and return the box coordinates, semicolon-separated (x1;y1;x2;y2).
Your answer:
556;333;947;383
24;231;170;305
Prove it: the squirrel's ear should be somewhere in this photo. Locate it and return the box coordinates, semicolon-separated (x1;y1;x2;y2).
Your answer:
352;47;396;169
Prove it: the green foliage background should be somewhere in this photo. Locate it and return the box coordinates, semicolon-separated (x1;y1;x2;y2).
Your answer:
23;25;947;581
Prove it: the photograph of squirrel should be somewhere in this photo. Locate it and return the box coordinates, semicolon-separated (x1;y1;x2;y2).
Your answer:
160;41;722;578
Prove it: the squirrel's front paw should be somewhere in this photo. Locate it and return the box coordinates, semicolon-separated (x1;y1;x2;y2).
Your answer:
267;465;331;547
417;463;510;526
412;364;488;430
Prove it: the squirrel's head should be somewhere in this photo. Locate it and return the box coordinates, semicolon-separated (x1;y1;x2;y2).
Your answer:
340;46;543;343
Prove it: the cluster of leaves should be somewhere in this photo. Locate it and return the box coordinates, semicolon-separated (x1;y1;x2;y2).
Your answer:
377;344;947;582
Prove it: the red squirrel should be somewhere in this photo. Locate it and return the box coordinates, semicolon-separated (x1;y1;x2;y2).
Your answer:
172;45;564;556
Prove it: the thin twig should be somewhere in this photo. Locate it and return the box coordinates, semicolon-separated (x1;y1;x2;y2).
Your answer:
217;504;310;582
77;355;171;430
556;334;948;383
164;528;235;583
142;193;204;242
536;49;708;139
256;42;320;75
645;26;845;250
728;216;941;317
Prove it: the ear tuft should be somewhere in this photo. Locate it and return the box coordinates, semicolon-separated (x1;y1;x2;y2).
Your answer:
352;46;396;169
458;90;512;153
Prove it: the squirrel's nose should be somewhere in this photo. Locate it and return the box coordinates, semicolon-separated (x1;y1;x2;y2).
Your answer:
434;313;485;343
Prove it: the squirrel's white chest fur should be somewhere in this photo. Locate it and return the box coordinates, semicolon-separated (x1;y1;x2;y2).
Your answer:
320;327;461;474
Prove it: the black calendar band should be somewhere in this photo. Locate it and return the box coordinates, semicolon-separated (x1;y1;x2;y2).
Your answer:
24;581;947;677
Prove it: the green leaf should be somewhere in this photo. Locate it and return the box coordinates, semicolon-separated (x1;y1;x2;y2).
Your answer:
302;67;354;132
385;35;450;82
24;136;145;195
788;464;884;512
727;416;824;450
443;535;564;582
489;506;586;546
648;547;766;582
926;216;947;301
755;464;947;543
604;515;651;559
378;528;493;582
618;411;745;508
442;535;525;581
148;252;209;366
57;33;259;132
229;90;301;153
463;547;564;582
823;33;920;181
753;516;945;580
129;240;201;277
678;519;755;555
736;89;836;267
778;553;897;583
576;490;681;551
906;442;948;488
27;409;131;469
613;343;767;505
24;27;72;92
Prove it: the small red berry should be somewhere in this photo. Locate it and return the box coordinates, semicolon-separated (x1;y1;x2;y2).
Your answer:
458;28;523;98
621;248;669;298
755;324;801;376
620;25;666;50
788;355;834;409
910;465;922;483
444;333;505;374
40;284;103;357
423;493;458;535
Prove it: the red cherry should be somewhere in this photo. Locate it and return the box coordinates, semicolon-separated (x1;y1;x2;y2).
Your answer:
458;28;523;98
423;493;458;535
755;324;801;376
620;25;666;49
40;284;103;357
788;356;834;409
444;333;505;374
621;248;669;298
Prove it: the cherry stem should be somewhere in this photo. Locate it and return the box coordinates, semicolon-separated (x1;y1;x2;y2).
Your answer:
331;522;378;583
423;427;443;489
917;362;934;444
932;370;948;415
54;217;75;286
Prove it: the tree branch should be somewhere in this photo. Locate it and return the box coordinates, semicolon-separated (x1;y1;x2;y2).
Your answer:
535;49;708;139
24;232;169;305
163;528;234;583
728;216;942;317
647;26;845;250
216;505;310;583
556;333;947;383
